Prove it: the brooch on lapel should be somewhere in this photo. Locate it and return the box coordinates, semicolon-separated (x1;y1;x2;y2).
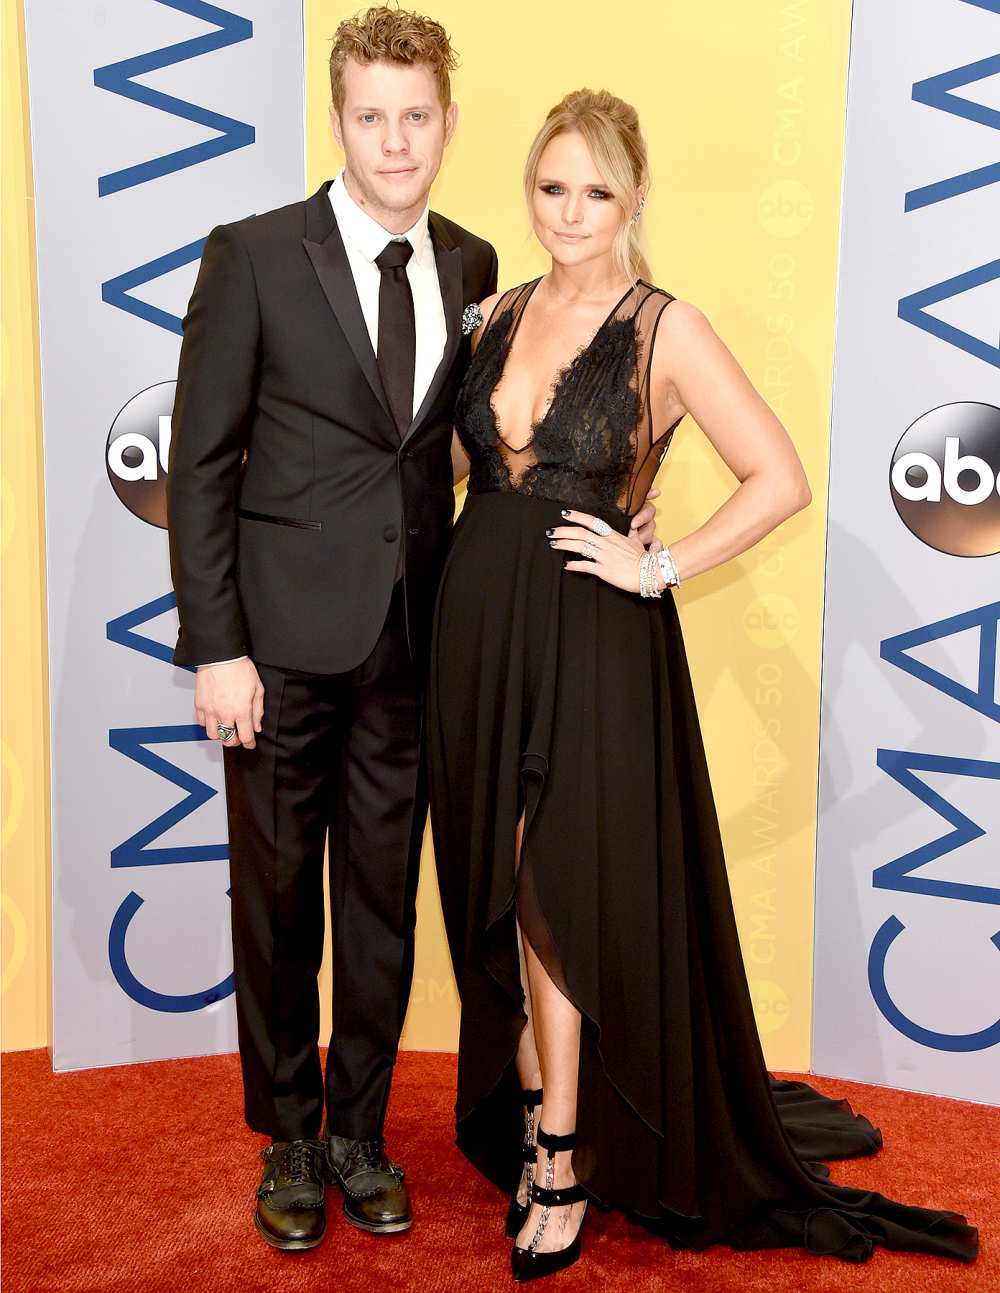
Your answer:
461;302;484;336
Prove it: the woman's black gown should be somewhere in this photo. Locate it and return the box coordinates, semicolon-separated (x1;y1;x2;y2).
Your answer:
425;278;978;1264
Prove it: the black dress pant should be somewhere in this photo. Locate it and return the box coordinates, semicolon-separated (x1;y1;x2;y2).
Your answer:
223;581;425;1141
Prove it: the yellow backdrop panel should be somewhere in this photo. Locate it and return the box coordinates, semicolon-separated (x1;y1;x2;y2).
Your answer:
305;0;851;1069
2;0;50;1053
3;2;849;1071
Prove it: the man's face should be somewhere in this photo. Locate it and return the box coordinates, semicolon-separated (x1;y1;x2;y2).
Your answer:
331;59;457;221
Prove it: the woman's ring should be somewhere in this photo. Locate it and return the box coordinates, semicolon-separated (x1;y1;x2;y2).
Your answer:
217;724;236;741
590;518;612;537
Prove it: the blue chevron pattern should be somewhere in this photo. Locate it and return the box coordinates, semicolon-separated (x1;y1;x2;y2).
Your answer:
94;0;254;197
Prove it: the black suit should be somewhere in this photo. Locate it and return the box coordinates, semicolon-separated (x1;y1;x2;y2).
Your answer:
167;180;497;1140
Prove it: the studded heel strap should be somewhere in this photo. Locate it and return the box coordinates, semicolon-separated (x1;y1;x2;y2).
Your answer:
524;1127;585;1256
535;1127;576;1153
530;1181;587;1207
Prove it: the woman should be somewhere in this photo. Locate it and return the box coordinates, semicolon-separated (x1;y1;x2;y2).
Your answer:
427;89;978;1281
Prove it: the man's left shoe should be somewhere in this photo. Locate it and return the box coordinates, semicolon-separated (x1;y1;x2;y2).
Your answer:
323;1132;412;1234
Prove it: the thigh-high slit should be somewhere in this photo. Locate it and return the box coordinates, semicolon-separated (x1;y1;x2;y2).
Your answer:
427;488;977;1264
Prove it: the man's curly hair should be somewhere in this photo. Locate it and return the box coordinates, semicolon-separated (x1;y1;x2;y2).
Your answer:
329;5;459;111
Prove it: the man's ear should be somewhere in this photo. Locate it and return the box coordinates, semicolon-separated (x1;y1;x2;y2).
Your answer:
444;99;459;146
329;102;344;150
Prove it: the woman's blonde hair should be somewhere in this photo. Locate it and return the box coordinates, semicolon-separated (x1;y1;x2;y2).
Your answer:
524;89;651;284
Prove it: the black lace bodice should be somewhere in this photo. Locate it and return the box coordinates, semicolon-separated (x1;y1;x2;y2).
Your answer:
455;277;683;524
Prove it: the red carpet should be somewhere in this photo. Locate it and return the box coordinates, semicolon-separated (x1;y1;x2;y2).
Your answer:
1;1048;994;1292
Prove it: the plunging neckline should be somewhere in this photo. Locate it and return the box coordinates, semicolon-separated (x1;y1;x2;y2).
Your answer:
488;277;636;455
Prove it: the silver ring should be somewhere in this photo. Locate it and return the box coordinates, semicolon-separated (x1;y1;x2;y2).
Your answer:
216;724;236;741
583;541;598;557
590;518;612;537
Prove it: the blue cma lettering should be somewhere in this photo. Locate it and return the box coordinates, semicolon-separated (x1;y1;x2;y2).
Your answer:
97;4;256;1014
108;724;228;867
94;0;254;197
898;0;1000;369
109;890;234;1013
102;237;208;337
868;600;1000;1050
106;719;232;1011
107;591;195;670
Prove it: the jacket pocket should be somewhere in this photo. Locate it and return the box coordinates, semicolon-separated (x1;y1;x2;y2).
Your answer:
237;507;322;532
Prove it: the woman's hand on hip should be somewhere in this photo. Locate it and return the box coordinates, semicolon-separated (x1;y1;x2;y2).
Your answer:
546;509;646;595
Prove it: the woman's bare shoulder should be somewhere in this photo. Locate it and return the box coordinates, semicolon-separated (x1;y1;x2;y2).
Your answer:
653;293;712;335
477;289;503;315
646;293;723;374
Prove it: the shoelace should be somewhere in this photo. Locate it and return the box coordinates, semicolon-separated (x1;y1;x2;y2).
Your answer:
278;1139;315;1186
350;1138;402;1179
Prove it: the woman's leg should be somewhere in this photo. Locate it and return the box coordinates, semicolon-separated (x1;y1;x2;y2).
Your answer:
514;812;543;1088
514;813;542;1207
513;814;587;1252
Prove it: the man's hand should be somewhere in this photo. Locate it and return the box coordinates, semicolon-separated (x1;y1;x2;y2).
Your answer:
195;659;264;750
630;486;663;552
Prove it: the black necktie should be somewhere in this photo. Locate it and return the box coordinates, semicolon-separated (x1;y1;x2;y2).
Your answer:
375;239;416;436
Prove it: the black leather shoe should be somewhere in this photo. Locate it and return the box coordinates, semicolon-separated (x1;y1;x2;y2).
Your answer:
324;1132;412;1234
254;1138;327;1251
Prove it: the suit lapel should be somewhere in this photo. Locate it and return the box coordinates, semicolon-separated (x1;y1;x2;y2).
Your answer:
401;212;464;448
301;182;395;433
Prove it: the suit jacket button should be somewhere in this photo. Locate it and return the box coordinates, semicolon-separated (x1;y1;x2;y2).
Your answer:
383;524;399;543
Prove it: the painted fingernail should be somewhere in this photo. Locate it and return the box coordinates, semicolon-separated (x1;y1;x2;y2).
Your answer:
545;528;554;536
560;509;569;517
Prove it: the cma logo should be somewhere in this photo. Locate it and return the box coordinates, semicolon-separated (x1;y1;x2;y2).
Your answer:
871;601;1000;1052
106;381;175;529
889;402;1000;557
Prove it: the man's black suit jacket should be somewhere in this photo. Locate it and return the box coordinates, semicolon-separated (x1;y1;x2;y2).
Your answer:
167;179;497;676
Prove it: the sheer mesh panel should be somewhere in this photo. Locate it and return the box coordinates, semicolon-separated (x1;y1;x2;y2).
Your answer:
457;278;684;524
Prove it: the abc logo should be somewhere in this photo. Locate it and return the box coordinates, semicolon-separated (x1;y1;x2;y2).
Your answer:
757;180;814;237
889;402;1000;557
742;593;800;648
106;381;176;529
748;978;790;1036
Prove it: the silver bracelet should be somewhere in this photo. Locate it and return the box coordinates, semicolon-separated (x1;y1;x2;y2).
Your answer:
656;545;681;588
639;550;662;599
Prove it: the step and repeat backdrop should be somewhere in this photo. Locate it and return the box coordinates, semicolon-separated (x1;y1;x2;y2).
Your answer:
15;0;995;1101
23;0;304;1068
813;0;999;1103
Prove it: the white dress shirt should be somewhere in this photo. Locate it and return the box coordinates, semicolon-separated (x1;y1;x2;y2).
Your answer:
198;171;447;670
328;169;447;421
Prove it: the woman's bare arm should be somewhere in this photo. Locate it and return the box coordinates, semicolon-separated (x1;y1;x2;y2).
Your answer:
652;301;812;583
452;429;471;485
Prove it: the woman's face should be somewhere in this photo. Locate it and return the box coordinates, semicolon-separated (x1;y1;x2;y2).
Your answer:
530;130;627;273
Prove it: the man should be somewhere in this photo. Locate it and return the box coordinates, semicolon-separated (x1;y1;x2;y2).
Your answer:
167;4;658;1252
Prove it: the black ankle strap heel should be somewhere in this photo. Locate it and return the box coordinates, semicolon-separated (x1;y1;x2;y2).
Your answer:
535;1127;576;1154
511;1127;588;1282
505;1087;544;1239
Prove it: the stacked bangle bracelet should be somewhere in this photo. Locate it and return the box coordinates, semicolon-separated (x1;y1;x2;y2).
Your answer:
639;545;681;599
639;551;659;598
657;546;681;589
